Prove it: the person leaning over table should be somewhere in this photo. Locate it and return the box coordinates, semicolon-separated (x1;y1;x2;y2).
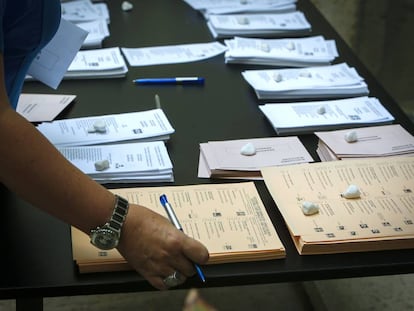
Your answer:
0;0;209;290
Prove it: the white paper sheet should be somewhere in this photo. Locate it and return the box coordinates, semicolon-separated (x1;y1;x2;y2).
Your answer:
121;42;227;66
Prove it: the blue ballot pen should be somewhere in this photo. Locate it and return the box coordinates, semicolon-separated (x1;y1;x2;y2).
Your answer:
133;77;205;85
159;194;206;283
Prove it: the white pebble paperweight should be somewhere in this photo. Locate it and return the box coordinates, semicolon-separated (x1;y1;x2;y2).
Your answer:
301;201;320;215
94;159;110;171
240;142;256;156
93;120;107;133
344;130;358;143
341;184;361;199
121;1;133;11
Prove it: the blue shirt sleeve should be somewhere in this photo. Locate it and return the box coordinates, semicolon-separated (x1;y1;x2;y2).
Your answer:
0;0;61;109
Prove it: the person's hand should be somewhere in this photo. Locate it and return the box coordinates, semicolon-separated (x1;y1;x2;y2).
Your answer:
116;203;209;290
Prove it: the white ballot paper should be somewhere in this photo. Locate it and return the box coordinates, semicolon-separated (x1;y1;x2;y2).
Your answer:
242;63;369;100
58;141;174;183
183;0;296;12
224;36;338;67
315;124;414;161
259;96;394;135
184;0;297;18
17;93;76;122
198;136;313;179
206;11;311;39
27;19;88;89
65;47;128;79
61;0;103;23
36;109;175;147
121;42;227;66
77;19;110;49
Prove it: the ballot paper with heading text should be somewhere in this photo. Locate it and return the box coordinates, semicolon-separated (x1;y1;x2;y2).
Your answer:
207;11;311;39
261;156;414;255
64;47;128;79
224;36;338;67
58;141;174;183
198;136;313;179
36;109;175;147
259;96;394;135
315;124;414;161
72;182;286;273
242;63;369;100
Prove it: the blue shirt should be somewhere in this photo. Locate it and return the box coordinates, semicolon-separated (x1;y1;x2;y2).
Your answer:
0;0;61;109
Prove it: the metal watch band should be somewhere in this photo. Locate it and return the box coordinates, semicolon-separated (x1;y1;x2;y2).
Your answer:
108;195;129;234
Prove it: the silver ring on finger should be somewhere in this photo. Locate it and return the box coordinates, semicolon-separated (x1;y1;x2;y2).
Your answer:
162;271;185;288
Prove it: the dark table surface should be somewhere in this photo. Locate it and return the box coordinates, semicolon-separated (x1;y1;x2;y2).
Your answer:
2;0;414;300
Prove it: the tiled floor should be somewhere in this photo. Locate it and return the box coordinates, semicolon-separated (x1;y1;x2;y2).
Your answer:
1;1;413;310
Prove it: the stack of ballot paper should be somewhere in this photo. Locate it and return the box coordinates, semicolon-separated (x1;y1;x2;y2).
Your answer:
72;182;286;273
182;0;297;17
61;0;110;49
261;156;414;255
36;109;175;146
259;96;395;135
206;11;311;39
315;124;414;161
121;42;227;67
242;63;369;100
57;141;174;183
77;19;110;49
64;47;128;79
224;36;338;67
198;137;313;179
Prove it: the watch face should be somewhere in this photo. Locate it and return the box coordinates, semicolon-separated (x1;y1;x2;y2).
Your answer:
91;228;119;250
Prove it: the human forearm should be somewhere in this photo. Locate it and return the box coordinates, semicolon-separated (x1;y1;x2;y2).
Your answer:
0;107;114;233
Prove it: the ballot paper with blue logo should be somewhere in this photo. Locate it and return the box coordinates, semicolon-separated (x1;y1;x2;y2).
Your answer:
36;109;175;146
182;0;297;17
224;36;338;67
58;141;174;183
242;63;369;100
206;11;311;39
259;96;394;135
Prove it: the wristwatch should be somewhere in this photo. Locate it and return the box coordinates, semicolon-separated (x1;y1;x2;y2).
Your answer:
90;195;129;250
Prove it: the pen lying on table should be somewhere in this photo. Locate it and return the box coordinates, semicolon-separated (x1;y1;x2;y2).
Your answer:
159;194;206;283
133;77;205;85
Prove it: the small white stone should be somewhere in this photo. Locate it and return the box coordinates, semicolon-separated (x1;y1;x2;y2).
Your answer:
94;159;110;171
260;43;271;53
273;73;283;82
341;184;361;199
240;142;256;156
87;126;96;133
240;0;248;4
344;130;358;143
316;106;326;115
121;1;133;11
236;16;249;25
93;120;107;133
286;42;295;51
301;201;320;215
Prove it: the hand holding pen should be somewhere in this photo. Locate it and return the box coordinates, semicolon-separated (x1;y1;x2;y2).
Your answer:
160;194;207;287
